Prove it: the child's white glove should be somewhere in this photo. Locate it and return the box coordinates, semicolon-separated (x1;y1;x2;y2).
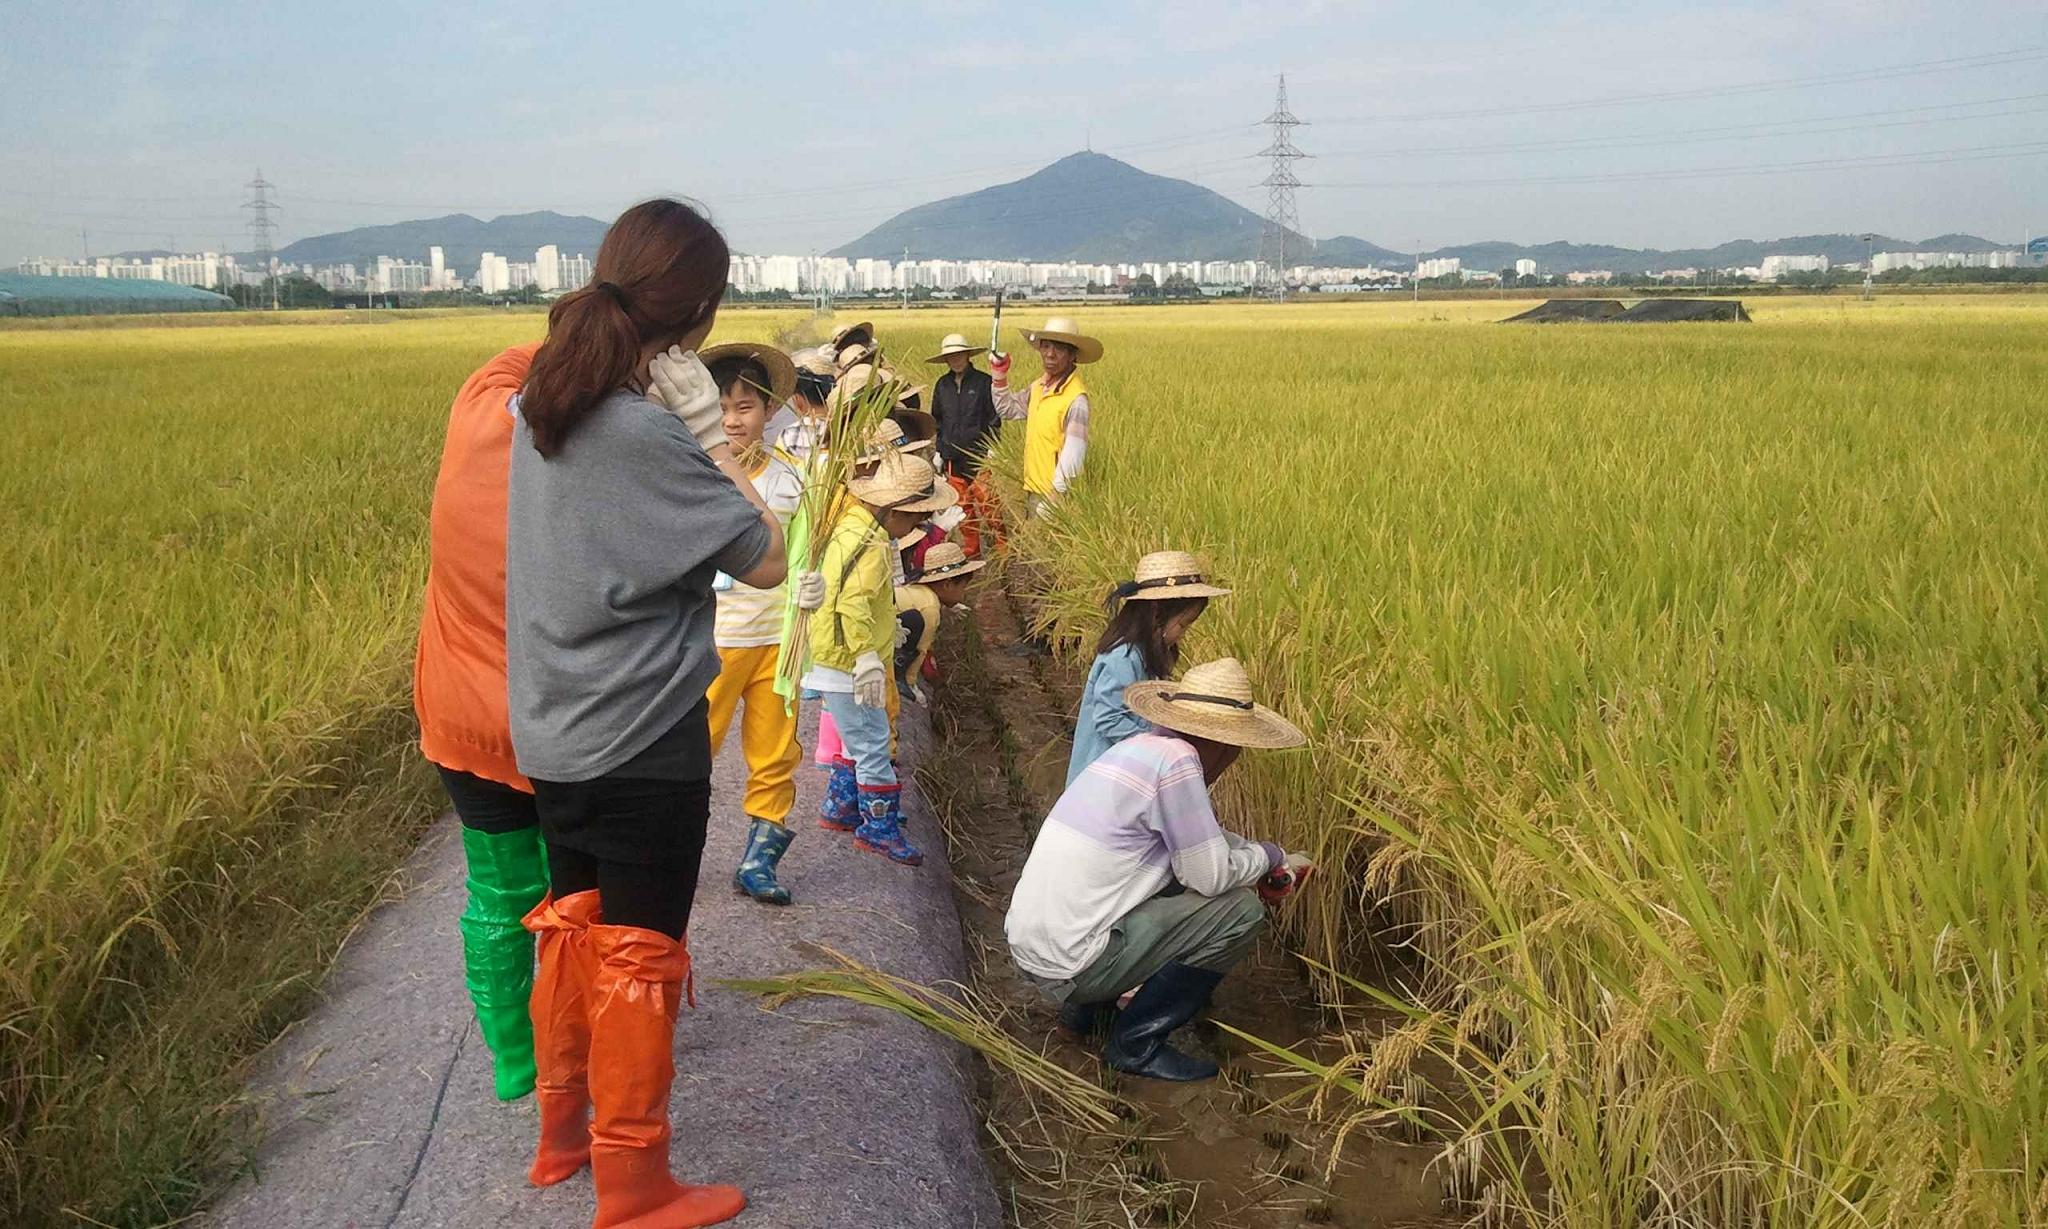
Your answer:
647;346;725;452
852;651;887;708
794;570;826;610
894;620;910;649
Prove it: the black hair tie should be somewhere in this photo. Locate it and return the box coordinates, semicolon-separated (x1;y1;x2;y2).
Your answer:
593;280;630;310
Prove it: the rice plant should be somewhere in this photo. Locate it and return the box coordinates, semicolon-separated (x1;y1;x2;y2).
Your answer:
968;296;2048;1226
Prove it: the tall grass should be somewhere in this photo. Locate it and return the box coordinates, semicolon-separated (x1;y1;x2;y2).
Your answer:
944;298;2048;1225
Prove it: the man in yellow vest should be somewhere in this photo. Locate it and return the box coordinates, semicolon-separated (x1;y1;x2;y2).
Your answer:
989;316;1101;514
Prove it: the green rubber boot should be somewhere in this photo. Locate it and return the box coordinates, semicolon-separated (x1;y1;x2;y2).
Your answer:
459;824;550;1100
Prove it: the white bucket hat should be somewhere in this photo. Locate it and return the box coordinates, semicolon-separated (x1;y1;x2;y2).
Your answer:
924;333;987;363
1020;316;1103;364
1124;658;1306;749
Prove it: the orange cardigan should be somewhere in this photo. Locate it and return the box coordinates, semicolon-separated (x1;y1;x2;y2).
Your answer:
413;343;540;790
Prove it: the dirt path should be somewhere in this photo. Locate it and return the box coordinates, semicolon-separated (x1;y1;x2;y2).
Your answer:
921;581;1455;1228
204;705;1003;1229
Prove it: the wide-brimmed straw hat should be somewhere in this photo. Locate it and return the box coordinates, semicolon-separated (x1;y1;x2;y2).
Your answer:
830;320;875;348
794;346;838;378
1020;316;1103;364
698;341;796;405
914;540;986;582
836;342;877;372
847;450;958;514
1112;551;1232;603
1124;658;1305;750
864;418;935;458
925;333;987;363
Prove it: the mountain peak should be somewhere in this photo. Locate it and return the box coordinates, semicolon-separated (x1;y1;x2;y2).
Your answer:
830;152;1291;262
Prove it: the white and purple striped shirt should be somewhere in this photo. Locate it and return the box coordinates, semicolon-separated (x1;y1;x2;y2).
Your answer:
1006;732;1282;981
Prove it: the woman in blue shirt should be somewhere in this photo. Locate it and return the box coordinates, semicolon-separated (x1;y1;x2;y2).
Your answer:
1066;551;1231;784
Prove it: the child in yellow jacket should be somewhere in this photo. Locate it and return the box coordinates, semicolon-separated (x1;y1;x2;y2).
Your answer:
802;451;956;865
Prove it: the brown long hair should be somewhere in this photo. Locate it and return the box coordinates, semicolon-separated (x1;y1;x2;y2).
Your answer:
522;199;729;457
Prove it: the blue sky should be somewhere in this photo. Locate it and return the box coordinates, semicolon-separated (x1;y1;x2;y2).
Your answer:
2;1;2044;263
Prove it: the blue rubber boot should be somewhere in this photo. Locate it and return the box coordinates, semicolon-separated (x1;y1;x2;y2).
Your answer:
818;757;859;831
733;818;794;906
853;784;923;866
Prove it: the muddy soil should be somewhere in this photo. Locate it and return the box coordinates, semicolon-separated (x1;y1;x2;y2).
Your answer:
915;580;1459;1229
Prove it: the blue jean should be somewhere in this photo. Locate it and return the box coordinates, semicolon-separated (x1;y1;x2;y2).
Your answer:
821;689;897;788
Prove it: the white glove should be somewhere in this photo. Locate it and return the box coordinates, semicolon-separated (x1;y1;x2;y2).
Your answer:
852;651;887;708
795;570;826;610
1282;852;1315;876
647;346;725;452
894;619;911;650
932;506;966;532
909;680;930;706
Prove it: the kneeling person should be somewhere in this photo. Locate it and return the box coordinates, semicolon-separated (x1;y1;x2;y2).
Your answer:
1004;658;1310;1081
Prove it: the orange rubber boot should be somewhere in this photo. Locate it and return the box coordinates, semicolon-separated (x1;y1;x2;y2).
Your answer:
524;890;602;1186
586;925;746;1229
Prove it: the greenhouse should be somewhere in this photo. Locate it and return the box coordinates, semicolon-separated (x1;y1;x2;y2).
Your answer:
0;273;235;317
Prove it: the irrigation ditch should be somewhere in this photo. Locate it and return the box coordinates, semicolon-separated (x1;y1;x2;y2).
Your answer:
916;575;1458;1229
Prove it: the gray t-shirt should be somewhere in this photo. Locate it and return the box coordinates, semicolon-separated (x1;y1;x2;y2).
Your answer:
506;388;771;783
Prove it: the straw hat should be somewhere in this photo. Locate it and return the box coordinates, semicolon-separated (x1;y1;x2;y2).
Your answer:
924;333;987;363
836;342;876;372
698;341;796;405
1113;551;1232;602
1020;316;1103;364
794;346;837;378
864;418;935;458
1124;658;1305;750
847;450;958;514
914;540;987;582
830;320;875;349
891;400;936;439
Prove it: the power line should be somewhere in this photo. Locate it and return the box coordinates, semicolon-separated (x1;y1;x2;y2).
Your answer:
1313;45;2048;127
1308;92;2048;161
1314;138;2048;189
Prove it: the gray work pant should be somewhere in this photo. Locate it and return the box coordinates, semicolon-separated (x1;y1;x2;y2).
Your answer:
1028;887;1267;1006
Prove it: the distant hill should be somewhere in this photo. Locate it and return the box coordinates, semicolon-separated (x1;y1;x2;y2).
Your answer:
270;211;609;276
829;152;2008;270
1411;233;2009;275
830;151;1307;262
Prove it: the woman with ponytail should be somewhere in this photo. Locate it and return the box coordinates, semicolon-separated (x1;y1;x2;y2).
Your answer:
505;198;784;1229
1066;552;1231;787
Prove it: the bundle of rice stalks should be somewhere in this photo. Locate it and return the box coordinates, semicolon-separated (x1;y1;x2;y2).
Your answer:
725;945;1124;1133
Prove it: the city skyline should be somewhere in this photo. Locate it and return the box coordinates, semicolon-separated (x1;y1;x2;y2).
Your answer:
2;2;2045;268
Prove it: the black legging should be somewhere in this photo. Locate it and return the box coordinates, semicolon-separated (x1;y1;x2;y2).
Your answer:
436;765;539;834
530;774;711;940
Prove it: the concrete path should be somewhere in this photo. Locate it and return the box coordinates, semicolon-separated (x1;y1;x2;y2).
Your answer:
205;707;1002;1229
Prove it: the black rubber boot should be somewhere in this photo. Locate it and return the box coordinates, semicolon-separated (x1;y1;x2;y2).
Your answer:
1101;962;1224;1081
1057;998;1117;1041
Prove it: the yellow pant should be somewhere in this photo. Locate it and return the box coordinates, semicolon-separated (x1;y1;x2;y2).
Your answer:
706;643;801;824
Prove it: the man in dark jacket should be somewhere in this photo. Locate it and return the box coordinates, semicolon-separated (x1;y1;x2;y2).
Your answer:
925;333;1001;555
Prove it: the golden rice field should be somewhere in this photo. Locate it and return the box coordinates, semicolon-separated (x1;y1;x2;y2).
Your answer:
3;294;2043;1225
985;296;2048;1227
